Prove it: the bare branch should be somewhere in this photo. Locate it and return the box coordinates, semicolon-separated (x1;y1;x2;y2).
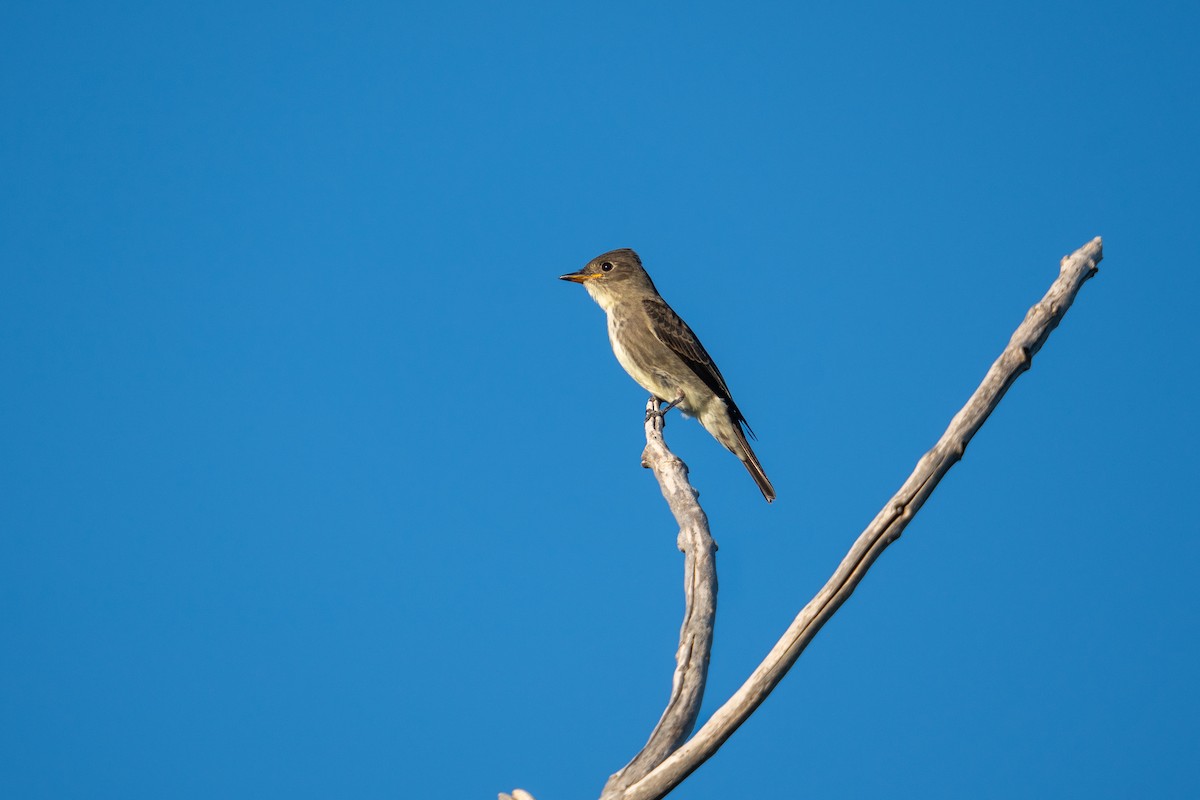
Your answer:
613;236;1104;800
506;238;1102;800
597;401;719;798
504;401;719;800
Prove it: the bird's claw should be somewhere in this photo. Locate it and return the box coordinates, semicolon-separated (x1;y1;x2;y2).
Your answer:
646;395;684;422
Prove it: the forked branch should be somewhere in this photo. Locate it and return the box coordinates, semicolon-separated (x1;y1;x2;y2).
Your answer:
504;236;1103;800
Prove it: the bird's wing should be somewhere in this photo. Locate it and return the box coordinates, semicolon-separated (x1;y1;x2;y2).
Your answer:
641;297;754;435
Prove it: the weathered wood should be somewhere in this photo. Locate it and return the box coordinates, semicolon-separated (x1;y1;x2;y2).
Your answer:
616;236;1103;800
597;400;719;798
504;237;1102;800
499;791;536;800
501;402;719;800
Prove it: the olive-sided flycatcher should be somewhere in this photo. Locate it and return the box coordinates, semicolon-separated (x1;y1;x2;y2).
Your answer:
560;248;775;503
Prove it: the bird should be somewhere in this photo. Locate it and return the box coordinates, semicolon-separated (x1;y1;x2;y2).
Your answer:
559;248;775;503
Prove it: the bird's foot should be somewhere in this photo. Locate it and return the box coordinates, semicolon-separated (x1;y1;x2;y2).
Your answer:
645;395;685;422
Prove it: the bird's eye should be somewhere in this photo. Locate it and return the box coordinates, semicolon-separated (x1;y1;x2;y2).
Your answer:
601;261;614;272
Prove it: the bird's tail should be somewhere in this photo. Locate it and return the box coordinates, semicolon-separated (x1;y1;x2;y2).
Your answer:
732;426;776;503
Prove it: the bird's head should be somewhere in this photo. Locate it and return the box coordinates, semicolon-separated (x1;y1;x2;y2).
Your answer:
559;248;658;310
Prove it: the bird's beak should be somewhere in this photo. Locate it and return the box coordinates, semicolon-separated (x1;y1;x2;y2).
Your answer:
559;269;597;283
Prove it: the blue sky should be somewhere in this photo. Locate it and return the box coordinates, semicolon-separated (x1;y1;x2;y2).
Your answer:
2;2;1197;798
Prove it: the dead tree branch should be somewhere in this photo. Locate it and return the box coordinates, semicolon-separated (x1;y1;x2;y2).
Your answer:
595;400;719;798
616;236;1104;800
503;236;1103;800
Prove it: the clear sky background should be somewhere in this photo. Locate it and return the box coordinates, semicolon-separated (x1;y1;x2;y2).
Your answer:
2;2;1197;798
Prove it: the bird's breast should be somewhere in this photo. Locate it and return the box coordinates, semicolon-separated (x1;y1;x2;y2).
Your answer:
607;310;693;406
